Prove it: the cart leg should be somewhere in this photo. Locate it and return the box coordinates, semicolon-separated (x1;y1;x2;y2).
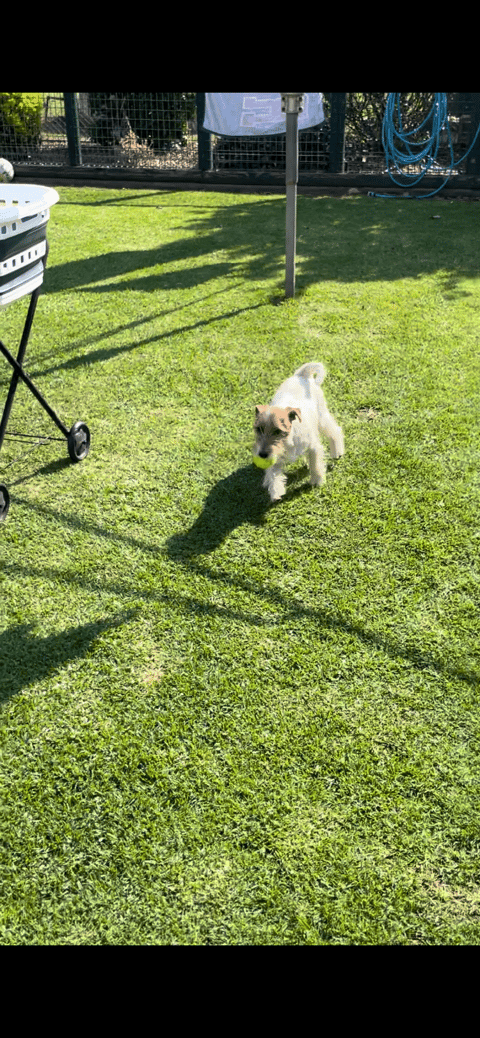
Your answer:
0;287;42;452
0;295;71;442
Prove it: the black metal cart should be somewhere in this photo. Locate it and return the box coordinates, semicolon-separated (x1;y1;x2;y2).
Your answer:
0;184;90;522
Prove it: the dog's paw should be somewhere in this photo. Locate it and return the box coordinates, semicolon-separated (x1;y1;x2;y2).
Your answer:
263;468;286;501
330;431;345;459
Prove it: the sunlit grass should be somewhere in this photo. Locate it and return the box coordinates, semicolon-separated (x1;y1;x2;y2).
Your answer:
0;188;479;944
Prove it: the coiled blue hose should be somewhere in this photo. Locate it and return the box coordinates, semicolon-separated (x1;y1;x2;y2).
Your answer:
370;92;480;199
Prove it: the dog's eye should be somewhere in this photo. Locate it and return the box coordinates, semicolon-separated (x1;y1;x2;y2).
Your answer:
256;425;265;434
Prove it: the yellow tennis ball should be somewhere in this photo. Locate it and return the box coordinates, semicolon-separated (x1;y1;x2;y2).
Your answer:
253;454;277;469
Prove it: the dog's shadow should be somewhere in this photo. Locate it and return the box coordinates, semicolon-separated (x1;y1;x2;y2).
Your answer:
167;464;268;557
166;462;315;557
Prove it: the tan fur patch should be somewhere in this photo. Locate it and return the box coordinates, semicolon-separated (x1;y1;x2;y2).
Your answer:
254;405;301;434
253;405;301;462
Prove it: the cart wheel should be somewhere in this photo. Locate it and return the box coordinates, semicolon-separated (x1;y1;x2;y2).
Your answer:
0;484;10;523
67;421;90;463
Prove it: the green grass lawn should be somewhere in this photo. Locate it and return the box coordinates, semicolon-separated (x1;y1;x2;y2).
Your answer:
0;186;479;944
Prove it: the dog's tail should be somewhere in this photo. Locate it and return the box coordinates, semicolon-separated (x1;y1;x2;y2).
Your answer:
294;361;326;384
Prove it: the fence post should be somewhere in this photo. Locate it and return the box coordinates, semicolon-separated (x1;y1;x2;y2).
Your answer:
196;93;212;172
329;92;346;173
64;93;82;166
461;93;480;174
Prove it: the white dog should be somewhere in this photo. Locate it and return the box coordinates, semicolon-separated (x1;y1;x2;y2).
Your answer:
253;362;344;501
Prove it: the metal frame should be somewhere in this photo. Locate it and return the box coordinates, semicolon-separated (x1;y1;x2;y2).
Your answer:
0;282;90;522
282;93;304;298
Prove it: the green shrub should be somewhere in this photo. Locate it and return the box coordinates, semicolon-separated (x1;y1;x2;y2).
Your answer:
0;92;42;158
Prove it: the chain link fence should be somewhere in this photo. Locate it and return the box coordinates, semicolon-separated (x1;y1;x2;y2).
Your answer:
1;93;479;183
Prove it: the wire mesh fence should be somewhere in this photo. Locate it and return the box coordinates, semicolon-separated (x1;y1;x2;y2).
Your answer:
0;92;199;171
0;93;479;182
342;92;474;177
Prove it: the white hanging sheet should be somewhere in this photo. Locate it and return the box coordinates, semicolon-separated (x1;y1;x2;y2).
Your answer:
204;93;324;136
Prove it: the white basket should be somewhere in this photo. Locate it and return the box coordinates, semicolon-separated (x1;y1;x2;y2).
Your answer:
0;184;59;306
0;184;59;226
0;262;45;307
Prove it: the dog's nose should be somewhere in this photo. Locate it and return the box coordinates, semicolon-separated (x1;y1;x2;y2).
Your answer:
259;451;269;459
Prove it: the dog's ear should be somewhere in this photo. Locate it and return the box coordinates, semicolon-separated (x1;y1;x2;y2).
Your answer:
288;407;302;423
255;405;268;418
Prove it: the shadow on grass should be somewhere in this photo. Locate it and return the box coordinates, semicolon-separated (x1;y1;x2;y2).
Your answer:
8;479;479;690
28;194;478;386
0;610;138;704
25;296;269;382
167;460;342;557
167;464;270;556
170;556;480;689
8;455;71;487
46;196;480;301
